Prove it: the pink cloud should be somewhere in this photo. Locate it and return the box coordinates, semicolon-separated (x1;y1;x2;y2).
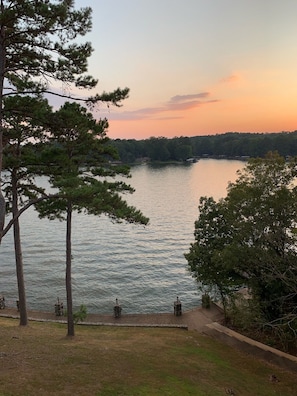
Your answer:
220;74;241;84
103;92;219;121
169;92;210;102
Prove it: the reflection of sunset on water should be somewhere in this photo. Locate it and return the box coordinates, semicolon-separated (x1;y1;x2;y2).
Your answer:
0;160;245;314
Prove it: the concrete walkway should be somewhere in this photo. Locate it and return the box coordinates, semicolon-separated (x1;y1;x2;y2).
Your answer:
0;303;224;331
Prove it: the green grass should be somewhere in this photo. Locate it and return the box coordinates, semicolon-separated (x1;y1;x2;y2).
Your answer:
0;317;296;395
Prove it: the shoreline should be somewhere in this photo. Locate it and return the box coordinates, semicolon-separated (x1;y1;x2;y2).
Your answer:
0;303;223;331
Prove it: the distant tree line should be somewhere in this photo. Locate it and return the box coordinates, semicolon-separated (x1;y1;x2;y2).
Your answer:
111;131;297;163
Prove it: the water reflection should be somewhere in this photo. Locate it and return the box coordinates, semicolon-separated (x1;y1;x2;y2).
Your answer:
1;159;244;314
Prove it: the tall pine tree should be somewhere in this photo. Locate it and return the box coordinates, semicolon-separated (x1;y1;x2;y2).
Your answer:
0;0;129;241
36;102;148;336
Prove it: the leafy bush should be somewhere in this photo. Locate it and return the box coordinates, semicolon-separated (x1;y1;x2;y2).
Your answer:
73;304;87;324
201;293;211;308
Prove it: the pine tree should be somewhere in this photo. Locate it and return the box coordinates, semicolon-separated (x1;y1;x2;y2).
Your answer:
36;102;148;336
0;0;129;241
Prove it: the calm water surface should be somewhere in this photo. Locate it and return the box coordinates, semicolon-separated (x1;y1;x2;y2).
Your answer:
1;159;244;314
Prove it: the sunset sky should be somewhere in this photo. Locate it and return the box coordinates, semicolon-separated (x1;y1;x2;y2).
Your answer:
74;0;297;140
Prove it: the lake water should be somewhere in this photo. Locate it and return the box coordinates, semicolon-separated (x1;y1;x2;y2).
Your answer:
1;159;244;314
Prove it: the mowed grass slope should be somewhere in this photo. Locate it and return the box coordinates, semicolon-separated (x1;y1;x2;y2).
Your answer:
0;318;296;396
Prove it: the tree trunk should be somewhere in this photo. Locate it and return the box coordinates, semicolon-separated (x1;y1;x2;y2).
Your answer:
66;202;74;337
0;191;4;243
0;3;6;242
12;170;28;326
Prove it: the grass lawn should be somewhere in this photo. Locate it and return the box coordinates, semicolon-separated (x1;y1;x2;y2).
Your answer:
0;317;296;395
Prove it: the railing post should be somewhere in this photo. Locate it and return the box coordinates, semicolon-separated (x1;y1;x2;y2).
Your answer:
114;298;122;318
174;296;182;316
54;298;64;316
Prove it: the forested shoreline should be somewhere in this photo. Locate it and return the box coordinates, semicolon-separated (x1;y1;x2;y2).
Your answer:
111;131;297;163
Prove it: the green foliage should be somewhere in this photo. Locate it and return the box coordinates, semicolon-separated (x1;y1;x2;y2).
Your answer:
73;304;87;324
2;96;51;210
36;101;149;225
201;293;211;308
0;0;129;120
225;294;264;331
1;94;54;325
35;102;148;336
225;152;297;321
185;152;297;338
1;93;63;256
1;0;94;97
0;0;129;218
111;131;297;163
0;1;130;327
185;196;245;303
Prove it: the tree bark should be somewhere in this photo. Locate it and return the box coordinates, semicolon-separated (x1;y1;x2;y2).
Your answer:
0;7;6;242
66;202;74;336
12;170;28;326
0;191;4;243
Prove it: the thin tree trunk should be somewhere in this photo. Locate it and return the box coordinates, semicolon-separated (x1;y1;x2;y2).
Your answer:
66;202;74;337
0;1;6;242
219;288;228;324
0;191;4;243
12;170;28;326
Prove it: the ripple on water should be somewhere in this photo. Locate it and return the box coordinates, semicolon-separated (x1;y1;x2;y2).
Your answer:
1;160;243;313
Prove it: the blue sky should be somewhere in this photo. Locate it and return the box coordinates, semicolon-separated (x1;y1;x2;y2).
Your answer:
72;0;297;139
